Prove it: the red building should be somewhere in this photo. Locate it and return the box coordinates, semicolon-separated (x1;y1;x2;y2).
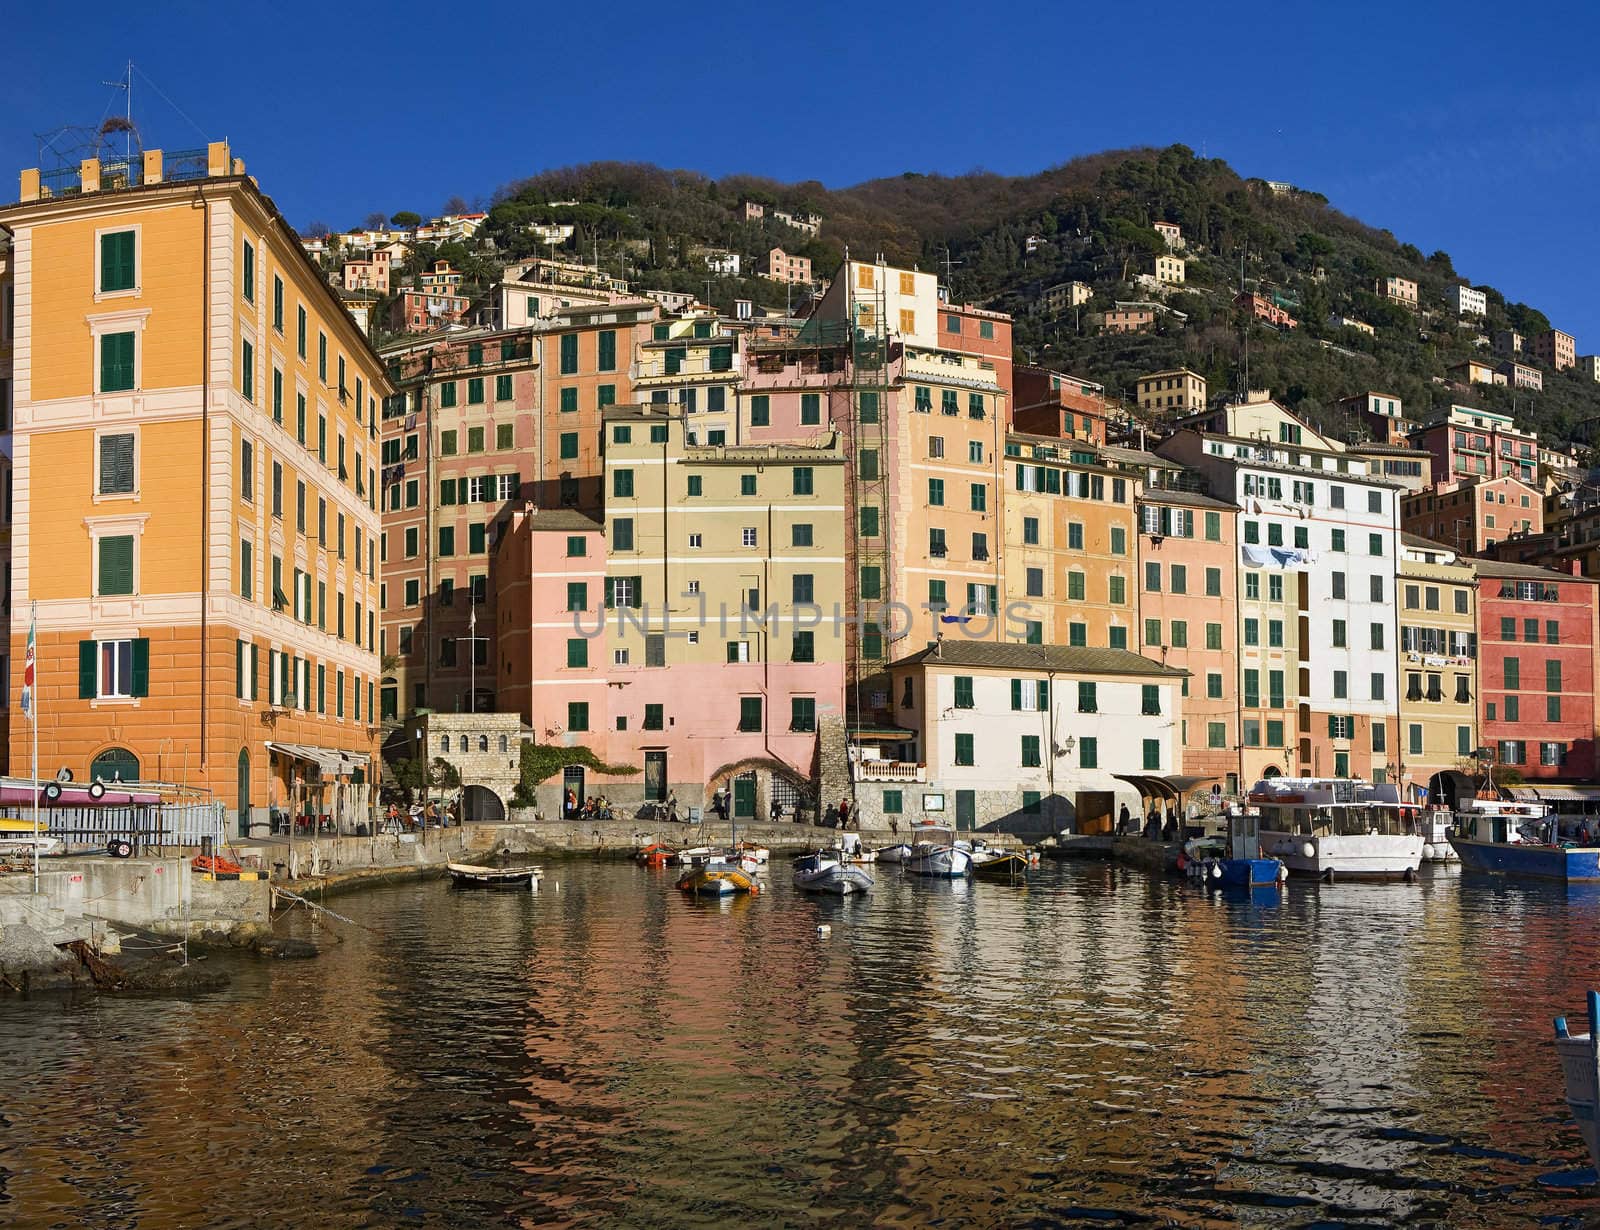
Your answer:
1475;559;1600;780
1235;292;1297;329
1011;365;1108;443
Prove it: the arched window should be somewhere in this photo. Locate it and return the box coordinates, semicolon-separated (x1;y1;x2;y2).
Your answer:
439;735;450;753
91;747;140;783
498;735;509;754
478;735;489;753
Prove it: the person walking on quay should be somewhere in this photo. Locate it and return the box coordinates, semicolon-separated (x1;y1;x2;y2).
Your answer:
564;788;577;820
1118;803;1131;836
666;790;679;824
1146;804;1160;839
838;797;852;830
711;788;728;821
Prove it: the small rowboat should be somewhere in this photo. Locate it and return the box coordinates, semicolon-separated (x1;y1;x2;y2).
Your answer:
636;843;675;868
676;864;761;896
972;851;1031;882
447;861;541;889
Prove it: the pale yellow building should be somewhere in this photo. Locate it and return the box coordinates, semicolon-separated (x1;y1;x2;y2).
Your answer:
1137;368;1207;416
1154;254;1186;286
1;143;386;834
1397;535;1477;793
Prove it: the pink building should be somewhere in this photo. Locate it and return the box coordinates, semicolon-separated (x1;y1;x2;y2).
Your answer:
761;247;812;284
1236;292;1298;329
342;247;392;294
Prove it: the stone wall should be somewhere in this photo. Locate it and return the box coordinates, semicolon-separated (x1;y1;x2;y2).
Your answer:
416;713;525;820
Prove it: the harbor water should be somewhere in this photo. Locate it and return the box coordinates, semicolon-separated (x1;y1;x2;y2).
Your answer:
3;859;1599;1227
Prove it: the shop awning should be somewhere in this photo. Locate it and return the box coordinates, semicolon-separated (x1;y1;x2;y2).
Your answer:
1511;785;1600;803
267;742;367;777
1112;773;1218;800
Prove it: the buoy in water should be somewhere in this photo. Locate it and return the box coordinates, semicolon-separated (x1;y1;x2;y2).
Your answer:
1301;842;1316;860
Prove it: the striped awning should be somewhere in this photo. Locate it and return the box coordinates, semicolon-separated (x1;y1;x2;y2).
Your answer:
267;743;367;777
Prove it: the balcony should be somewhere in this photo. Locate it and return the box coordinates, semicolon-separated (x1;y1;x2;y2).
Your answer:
853;760;926;783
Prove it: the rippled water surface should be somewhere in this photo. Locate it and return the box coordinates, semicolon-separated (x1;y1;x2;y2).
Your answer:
4;859;1600;1227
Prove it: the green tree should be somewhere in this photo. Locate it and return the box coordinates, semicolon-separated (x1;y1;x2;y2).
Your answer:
390;211;421;228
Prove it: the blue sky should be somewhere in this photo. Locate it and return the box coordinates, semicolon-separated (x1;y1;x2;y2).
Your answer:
3;1;1596;338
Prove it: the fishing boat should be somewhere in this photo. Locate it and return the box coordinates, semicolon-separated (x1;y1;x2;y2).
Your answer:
792;850;875;895
733;842;770;865
904;830;974;879
668;846;715;867
447;861;541;889
1418;810;1460;863
1182;807;1287;888
971;850;1031;882
1449;798;1599;881
1554;991;1600;1174
874;842;912;863
1252;777;1424;881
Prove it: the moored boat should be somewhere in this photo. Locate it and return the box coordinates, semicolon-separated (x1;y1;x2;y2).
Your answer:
793;851;875;895
635;843;675;868
448;861;541;889
1450;798;1599;881
676;862;761;896
669;846;715;866
874;843;912;863
904;832;973;879
1554;991;1600;1174
971;850;1030;882
1182;807;1287;888
1252;777;1424;881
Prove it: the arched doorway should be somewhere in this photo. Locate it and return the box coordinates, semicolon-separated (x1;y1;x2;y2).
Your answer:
1261;765;1282;779
91;747;140;784
237;748;251;837
461;784;505;823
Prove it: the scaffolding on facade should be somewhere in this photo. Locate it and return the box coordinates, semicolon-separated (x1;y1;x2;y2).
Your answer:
846;271;892;723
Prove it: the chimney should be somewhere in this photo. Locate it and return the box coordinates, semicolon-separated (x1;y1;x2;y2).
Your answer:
1568;559;1583;576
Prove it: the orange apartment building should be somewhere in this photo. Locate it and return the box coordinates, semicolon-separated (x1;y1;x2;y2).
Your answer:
0;144;386;833
1011;365;1108;444
1002;433;1138;652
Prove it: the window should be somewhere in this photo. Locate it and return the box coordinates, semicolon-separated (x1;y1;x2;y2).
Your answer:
565;701;590;732
1145;618;1162;645
791;698;817;732
1077;681;1097;713
1141;684;1161;716
100;331;136;392
97;534;134;596
560;432;578;460
739;697;763;732
1110;526;1127;556
1021;735;1041;767
1079;737;1098;769
793;630;815;662
741;475;757;496
97;432;136;495
100;230;136;293
1142;739;1160;771
1207;722;1227;749
928;478;945;506
953;676;975;709
969;484;986;513
80;637;147;700
742;527;758;548
801;393;820;425
954;733;974;766
883;790;903;815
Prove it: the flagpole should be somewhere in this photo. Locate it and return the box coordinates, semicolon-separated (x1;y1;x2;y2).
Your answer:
29;600;39;894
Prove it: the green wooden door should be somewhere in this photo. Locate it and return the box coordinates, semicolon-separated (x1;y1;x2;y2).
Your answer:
955;790;976;832
733;773;756;820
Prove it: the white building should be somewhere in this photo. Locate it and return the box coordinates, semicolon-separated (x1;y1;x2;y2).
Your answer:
1448;284;1487;317
879;642;1186;835
702;250;742;276
1157;399;1403;784
1578;355;1600;383
1154;221;1184;251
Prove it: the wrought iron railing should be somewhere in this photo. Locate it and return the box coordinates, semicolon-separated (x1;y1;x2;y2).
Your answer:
164;148;210;183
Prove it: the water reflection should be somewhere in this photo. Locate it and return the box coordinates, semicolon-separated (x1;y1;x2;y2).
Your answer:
0;862;1595;1228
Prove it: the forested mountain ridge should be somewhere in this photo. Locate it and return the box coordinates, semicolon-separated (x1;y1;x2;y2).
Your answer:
392;146;1598;449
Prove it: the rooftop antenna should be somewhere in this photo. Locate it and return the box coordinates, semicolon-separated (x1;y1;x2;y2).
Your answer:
100;61;133;159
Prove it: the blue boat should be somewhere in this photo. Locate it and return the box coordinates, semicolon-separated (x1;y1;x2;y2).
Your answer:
1449;799;1600;882
1450;836;1600;882
1182;810;1286;889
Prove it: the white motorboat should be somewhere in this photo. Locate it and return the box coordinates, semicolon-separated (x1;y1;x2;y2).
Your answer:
874;843;912;863
1251;777;1424;881
904;838;974;879
1419;810;1460;862
792;851;874;895
1555;991;1600;1174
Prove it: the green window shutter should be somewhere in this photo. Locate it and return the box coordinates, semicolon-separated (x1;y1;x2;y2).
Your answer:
469;523;486;553
598;330;617;371
567;639;587;668
751;395;770;426
495;374;512;401
101;231;135;292
560;387;578;412
236;640;245;699
251;643;259;698
131;638;150;697
98;535;134;595
1038;681;1049;708
560;333;579;373
468;377;484;404
440;382;457;408
440;479;456;505
78;640;97;698
1010;679;1022;710
560;432;578;459
101;331;135;392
